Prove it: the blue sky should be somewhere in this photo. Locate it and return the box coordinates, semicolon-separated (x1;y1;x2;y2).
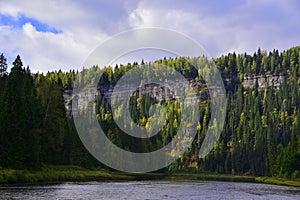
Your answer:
0;14;62;34
0;0;299;72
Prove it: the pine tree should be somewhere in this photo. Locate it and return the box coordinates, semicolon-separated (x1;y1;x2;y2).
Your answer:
0;56;41;169
0;54;8;78
38;78;69;164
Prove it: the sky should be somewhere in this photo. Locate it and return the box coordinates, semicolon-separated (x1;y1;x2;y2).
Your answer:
0;0;299;72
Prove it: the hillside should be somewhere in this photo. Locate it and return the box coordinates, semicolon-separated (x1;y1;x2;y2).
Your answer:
0;47;299;179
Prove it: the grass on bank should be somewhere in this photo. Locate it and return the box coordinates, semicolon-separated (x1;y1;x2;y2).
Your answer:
255;176;300;187
0;165;133;185
169;173;300;187
0;166;299;187
167;172;256;183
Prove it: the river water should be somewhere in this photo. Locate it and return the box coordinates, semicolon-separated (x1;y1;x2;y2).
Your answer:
0;181;299;200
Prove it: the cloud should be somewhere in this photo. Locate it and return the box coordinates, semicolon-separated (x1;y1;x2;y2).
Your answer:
0;0;300;72
0;0;135;72
0;21;106;72
128;0;300;57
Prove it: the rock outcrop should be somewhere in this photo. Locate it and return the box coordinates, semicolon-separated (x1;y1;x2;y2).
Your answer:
63;74;288;118
242;74;286;89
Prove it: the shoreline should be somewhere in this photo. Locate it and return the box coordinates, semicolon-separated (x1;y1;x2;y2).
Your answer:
0;166;299;187
166;173;300;187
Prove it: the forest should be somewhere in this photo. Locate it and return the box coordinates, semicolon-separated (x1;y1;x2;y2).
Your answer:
0;46;299;179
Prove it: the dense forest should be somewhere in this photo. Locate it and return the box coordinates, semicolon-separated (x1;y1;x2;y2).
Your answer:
0;46;299;178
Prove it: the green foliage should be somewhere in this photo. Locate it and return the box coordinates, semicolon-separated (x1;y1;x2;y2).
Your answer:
0;47;300;179
0;55;41;169
0;54;7;78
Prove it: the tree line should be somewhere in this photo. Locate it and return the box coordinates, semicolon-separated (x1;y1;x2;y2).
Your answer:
0;46;299;178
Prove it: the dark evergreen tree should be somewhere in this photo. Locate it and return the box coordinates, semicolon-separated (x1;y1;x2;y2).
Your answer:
0;56;41;169
0;54;8;78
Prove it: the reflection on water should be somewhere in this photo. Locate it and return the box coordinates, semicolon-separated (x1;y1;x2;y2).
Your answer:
0;181;299;200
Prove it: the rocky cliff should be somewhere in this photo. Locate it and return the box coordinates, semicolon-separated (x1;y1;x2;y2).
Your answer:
63;74;288;118
242;74;286;89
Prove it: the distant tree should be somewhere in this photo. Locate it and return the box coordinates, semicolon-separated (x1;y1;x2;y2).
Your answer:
12;55;23;71
0;55;41;169
37;77;70;164
0;54;8;78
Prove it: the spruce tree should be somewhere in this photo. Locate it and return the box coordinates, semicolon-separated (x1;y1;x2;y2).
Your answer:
0;56;41;169
0;54;7;78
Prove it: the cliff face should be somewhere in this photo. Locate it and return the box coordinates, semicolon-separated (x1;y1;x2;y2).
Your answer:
242;74;286;89
63;74;288;118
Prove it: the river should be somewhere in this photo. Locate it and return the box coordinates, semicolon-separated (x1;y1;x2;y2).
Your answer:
0;181;299;199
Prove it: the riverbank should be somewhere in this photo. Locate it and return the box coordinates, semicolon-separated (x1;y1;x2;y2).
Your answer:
167;173;256;183
255;176;300;187
0;165;171;186
0;165;135;185
167;173;300;187
0;166;299;187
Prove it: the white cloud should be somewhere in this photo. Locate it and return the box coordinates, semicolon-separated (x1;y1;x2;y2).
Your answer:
128;0;300;58
0;0;299;72
128;6;235;57
0;0;121;72
0;21;107;72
